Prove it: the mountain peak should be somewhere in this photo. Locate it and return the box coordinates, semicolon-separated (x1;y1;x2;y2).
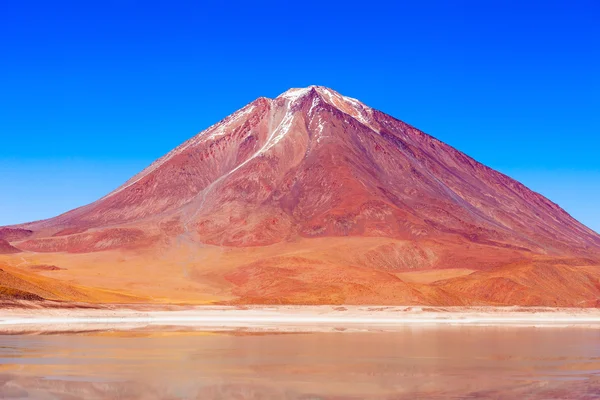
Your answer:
5;86;600;306
12;87;600;257
276;85;355;104
275;86;378;132
277;85;335;99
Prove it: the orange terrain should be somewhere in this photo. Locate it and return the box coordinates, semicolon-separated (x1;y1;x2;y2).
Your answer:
1;86;599;306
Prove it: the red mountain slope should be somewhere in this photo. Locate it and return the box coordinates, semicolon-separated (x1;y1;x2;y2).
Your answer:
0;239;21;254
2;86;599;305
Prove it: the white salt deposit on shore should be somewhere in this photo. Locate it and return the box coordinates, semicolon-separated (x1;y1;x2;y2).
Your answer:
1;305;599;333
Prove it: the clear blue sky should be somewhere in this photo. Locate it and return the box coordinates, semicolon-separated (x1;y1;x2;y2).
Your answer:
1;1;599;232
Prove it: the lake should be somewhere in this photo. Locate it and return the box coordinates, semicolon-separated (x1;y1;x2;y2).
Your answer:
0;327;599;399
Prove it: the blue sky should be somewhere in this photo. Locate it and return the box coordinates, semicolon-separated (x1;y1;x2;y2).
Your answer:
1;1;599;232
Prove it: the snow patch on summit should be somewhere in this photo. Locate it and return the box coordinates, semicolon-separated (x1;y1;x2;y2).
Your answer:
279;87;312;102
313;87;379;133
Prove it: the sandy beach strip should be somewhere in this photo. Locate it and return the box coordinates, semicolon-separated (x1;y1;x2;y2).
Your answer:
0;305;600;333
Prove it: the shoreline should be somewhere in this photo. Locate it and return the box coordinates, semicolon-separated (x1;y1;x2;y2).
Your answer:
1;305;600;333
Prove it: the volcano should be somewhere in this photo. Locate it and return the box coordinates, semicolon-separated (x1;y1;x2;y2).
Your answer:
2;86;600;306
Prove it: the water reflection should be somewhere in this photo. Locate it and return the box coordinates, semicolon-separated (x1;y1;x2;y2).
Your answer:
0;327;599;399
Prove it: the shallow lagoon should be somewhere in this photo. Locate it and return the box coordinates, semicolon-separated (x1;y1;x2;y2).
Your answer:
0;327;599;399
